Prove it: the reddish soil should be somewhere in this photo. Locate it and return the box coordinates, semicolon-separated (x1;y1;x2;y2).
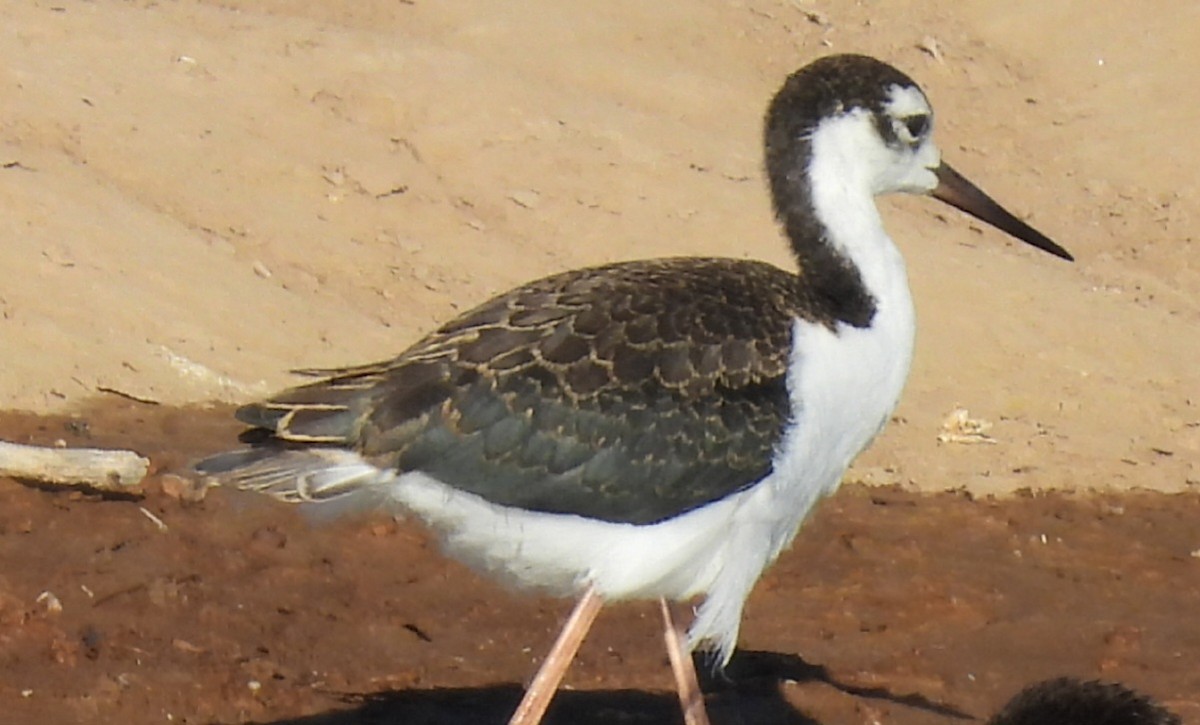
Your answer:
0;400;1195;724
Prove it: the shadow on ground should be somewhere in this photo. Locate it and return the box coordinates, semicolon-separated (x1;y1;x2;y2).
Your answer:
243;651;971;725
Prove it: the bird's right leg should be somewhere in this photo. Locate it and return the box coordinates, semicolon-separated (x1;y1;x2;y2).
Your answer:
508;584;604;725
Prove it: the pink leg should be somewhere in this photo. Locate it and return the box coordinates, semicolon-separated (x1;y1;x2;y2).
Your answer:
659;598;711;725
508;584;604;725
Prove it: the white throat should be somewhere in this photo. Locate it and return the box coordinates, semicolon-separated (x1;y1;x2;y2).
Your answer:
806;110;914;314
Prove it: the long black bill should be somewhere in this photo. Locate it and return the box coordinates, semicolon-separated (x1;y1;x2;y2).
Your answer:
932;163;1073;261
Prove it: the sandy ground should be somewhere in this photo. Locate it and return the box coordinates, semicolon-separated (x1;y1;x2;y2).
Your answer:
1;1;1198;723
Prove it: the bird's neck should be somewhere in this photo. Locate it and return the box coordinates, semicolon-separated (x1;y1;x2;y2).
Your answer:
772;136;911;331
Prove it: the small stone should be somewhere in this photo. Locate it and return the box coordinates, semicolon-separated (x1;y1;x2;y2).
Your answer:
35;591;63;614
159;474;210;502
172;638;205;654
918;36;944;62
507;189;541;209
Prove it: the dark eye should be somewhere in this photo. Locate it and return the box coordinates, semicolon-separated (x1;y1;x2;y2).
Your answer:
903;114;930;140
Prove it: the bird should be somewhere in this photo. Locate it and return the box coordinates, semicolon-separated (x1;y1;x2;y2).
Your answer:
990;677;1180;725
194;53;1072;725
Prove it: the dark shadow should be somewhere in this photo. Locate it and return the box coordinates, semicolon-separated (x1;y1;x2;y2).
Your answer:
235;649;972;725
240;683;814;725
6;477;144;502
715;650;973;720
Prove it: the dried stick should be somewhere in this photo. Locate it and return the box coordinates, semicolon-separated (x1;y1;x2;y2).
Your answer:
0;440;148;490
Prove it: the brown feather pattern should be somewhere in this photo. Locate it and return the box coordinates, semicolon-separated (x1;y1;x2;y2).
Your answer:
233;257;827;524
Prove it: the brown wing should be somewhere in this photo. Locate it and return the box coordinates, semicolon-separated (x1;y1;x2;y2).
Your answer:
236;257;809;524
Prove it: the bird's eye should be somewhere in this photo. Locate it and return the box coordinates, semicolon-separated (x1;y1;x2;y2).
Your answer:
900;114;930;142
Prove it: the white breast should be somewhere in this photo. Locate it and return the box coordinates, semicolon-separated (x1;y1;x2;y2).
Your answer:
684;277;915;661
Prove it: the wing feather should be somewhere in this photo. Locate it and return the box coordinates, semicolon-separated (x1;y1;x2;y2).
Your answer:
213;257;809;524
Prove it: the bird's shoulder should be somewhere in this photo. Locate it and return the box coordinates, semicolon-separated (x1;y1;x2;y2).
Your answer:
405;256;806;394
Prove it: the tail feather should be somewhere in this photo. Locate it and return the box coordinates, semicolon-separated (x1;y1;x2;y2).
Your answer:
234;369;393;443
235;403;364;444
194;447;389;503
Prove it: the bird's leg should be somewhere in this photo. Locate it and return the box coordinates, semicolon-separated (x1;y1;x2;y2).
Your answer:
508;584;604;725
659;598;711;725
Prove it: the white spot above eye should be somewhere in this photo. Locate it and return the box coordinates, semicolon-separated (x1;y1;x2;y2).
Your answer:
883;84;933;119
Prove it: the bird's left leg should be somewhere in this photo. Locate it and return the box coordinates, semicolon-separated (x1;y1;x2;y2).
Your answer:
660;598;712;725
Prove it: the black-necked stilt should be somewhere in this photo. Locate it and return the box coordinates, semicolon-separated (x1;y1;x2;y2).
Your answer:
196;54;1072;725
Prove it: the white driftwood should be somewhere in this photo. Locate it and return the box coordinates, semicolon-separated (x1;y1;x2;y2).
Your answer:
0;440;149;490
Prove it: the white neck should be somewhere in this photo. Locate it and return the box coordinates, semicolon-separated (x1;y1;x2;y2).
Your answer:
807;110;913;319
